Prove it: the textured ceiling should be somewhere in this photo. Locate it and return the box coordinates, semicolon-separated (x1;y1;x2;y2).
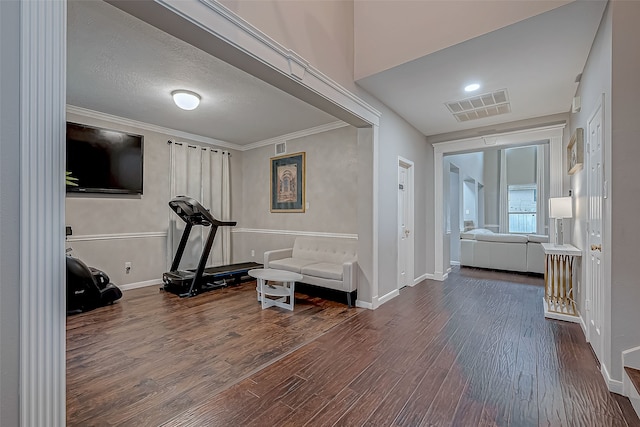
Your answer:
357;0;607;137
67;0;338;146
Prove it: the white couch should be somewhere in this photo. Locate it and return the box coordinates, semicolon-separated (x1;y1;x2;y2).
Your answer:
264;237;358;306
459;229;548;274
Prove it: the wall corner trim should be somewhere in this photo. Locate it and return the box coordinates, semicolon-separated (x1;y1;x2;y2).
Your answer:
355;300;373;310
412;273;428;286
20;1;66;424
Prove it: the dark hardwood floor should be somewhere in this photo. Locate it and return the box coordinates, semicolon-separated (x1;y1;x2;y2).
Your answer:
67;268;640;426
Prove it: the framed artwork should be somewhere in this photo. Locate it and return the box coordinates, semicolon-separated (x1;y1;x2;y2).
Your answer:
270;152;305;212
568;128;584;175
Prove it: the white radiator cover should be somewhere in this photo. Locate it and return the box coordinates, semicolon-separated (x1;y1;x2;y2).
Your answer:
20;1;67;425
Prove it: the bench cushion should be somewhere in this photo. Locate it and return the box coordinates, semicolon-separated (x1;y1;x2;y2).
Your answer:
268;257;316;274
302;262;343;281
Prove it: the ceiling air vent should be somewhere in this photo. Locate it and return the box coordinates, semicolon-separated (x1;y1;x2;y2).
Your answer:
275;141;286;155
445;89;511;122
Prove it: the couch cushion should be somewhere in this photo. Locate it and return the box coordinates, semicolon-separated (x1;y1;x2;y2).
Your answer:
527;234;549;243
301;262;343;281
292;237;357;264
475;233;528;243
460;228;494;240
268;257;316;274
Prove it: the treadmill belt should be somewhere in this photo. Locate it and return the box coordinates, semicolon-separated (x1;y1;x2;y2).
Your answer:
163;262;262;297
202;262;262;276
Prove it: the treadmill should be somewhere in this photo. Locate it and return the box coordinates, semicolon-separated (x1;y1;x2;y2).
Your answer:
162;196;261;297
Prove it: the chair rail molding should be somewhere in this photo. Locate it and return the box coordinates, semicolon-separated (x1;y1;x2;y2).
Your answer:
66;231;168;242
232;228;357;240
433;123;565;280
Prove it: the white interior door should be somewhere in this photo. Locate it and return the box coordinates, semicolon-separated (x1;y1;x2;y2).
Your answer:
586;99;604;361
398;159;414;288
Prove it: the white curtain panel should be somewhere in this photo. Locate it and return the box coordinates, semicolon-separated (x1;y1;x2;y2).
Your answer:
499;150;508;233
536;144;547;235
169;142;231;270
202;149;231;267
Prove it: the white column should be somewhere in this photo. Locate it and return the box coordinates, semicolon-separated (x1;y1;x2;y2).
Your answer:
20;1;67;425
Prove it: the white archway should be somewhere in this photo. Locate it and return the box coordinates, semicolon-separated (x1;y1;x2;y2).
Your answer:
432;124;565;280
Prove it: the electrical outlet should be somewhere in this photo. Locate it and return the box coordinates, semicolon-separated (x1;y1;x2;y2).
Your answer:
125;262;132;274
251;250;255;257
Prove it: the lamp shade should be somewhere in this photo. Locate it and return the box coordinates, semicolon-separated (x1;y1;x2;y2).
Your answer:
549;197;573;219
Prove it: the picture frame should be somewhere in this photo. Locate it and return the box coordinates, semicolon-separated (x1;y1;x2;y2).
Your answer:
567;128;584;175
270;152;305;212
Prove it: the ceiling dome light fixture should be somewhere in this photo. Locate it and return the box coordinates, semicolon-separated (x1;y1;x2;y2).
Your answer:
172;90;201;110
464;83;481;92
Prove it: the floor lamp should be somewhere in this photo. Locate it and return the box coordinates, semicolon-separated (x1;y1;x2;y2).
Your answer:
549;197;572;246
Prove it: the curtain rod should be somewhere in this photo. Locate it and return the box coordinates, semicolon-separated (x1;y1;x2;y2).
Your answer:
167;139;232;155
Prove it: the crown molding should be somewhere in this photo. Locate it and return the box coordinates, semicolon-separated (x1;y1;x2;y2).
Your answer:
66;105;242;151
67;105;351;153
241;121;349;152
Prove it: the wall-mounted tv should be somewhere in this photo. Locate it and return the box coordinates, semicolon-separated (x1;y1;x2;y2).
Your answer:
66;122;144;195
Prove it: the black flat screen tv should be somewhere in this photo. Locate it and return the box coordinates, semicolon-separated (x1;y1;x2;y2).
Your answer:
66;122;144;195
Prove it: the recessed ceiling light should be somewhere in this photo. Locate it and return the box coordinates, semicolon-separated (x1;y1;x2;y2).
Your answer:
172;90;201;110
464;83;480;92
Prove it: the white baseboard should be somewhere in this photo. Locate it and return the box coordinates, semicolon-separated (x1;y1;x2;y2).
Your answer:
602;363;624;394
630;395;640;420
579;313;588;337
355;299;373;310
432;272;448;281
450;261;460;266
622;346;640;370
119;279;162;291
413;273;428;286
376;289;400;306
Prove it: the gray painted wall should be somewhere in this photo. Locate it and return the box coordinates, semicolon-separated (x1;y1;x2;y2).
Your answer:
356;127;374;302
0;1;21;424
65;111;243;286
569;0;613;377
374;100;430;297
610;1;640;381
232;125;358;264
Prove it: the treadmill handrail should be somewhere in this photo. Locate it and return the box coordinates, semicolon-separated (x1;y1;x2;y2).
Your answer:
169;196;237;227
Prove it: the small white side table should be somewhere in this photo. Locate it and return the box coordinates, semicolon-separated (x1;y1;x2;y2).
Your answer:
541;243;582;323
248;268;303;311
